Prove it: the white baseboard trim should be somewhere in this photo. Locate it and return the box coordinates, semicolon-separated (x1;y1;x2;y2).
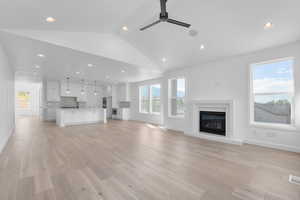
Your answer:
244;139;300;153
129;118;162;126
185;131;243;145
60;120;103;127
0;128;14;154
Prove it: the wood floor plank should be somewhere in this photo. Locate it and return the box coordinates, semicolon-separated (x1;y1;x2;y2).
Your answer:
0;117;299;200
16;176;34;200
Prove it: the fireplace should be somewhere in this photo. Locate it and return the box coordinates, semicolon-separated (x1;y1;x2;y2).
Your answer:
199;111;226;136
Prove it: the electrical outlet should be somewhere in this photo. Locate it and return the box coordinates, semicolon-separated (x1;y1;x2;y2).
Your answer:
289;175;300;185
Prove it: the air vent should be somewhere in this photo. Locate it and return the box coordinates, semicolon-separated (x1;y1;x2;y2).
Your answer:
289;175;300;185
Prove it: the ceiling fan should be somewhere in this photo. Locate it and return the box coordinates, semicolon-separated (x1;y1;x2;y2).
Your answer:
140;0;191;31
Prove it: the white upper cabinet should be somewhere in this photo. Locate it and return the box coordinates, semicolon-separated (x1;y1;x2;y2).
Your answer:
47;81;60;102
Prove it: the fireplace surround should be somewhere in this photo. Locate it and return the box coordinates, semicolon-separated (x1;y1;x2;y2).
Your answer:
185;99;242;145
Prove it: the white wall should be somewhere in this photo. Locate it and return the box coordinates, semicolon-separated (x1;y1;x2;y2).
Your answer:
129;41;300;152
0;43;15;153
163;41;300;152
130;78;163;125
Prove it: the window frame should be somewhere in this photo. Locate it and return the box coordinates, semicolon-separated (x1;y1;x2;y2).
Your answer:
249;57;296;130
139;84;161;115
168;77;186;118
150;84;161;115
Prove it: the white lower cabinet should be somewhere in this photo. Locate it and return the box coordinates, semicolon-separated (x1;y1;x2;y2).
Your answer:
56;108;104;127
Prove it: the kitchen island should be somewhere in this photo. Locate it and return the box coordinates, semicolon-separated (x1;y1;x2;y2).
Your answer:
56;108;105;127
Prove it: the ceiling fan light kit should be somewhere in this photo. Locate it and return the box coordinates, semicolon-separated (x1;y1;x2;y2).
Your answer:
140;0;191;31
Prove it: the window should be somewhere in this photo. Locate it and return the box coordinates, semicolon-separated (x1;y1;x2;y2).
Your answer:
150;84;161;114
250;58;294;126
16;91;31;110
168;78;186;117
139;84;161;114
139;85;150;113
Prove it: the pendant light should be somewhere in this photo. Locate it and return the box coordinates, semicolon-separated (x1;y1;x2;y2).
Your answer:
80;79;85;95
94;80;98;96
66;77;71;94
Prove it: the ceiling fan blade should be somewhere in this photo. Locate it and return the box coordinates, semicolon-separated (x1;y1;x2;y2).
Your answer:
167;18;191;28
160;0;167;15
140;20;162;31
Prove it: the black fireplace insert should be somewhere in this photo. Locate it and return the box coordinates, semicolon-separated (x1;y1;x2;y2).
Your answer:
199;111;226;136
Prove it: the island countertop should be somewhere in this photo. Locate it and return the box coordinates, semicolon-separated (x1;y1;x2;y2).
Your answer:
56;108;104;127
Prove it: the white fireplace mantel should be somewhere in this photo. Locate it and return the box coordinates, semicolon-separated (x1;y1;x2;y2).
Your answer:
185;99;243;145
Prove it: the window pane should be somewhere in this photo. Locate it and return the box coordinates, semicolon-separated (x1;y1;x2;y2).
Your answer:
177;78;185;98
254;94;292;124
169;78;185;117
140;86;149;98
176;97;184;115
141;100;149;113
140;86;149;113
17;91;30;109
151;84;160;113
253;59;294;93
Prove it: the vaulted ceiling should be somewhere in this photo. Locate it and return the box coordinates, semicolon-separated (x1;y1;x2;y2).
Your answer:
0;0;300;83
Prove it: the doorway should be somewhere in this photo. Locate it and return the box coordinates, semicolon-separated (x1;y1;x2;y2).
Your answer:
15;81;42;117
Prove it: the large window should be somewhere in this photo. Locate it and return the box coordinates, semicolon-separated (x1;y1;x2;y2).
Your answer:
168;78;185;117
250;58;294;126
16;91;31;110
139;85;150;113
150;84;161;114
139;84;161;114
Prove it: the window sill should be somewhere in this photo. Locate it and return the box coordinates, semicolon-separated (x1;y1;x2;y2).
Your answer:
139;112;161;116
139;112;149;114
168;115;185;119
250;122;298;132
150;112;161;116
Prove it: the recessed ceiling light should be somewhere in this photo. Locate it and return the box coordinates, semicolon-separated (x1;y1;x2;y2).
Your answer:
162;57;167;62
122;26;129;31
121;70;125;73
76;71;80;74
35;65;40;69
37;54;45;58
264;22;273;29
46;17;56;23
200;44;205;50
88;64;93;67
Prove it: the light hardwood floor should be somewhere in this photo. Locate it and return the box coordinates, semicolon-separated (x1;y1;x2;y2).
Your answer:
0;117;299;200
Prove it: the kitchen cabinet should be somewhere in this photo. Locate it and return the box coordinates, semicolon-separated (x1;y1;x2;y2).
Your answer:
47;81;60;102
56;108;104;127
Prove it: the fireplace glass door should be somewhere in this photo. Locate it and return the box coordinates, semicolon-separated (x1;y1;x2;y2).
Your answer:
199;111;226;136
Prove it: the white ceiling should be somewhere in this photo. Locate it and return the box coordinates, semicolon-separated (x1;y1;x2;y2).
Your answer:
0;0;300;82
0;31;161;83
